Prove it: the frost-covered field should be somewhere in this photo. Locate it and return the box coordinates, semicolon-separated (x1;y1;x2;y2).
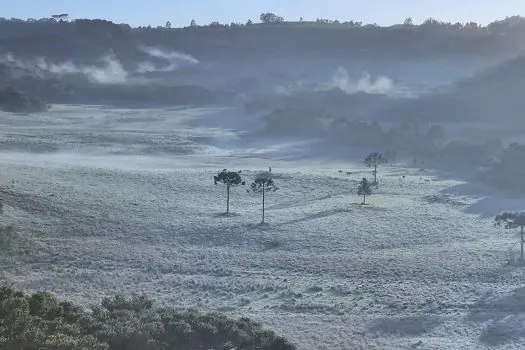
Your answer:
1;106;525;349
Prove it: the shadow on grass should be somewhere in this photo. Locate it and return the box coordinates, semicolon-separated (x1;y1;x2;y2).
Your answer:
368;315;442;337
276;208;351;227
467;287;525;346
213;212;241;218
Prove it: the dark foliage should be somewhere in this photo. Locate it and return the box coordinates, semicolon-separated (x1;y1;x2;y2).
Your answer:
495;212;525;230
250;176;278;194
357;177;372;204
0;286;296;350
250;174;279;223
260;13;284;24
214;169;245;187
364;152;388;184
214;169;245;213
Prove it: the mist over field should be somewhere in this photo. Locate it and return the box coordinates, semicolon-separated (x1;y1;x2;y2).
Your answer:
2;14;525;350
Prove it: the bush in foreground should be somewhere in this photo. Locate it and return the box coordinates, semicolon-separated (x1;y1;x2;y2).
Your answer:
0;286;295;350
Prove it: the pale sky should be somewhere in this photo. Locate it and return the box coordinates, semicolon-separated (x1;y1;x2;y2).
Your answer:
2;0;524;27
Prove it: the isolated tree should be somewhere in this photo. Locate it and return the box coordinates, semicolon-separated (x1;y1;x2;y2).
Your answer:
260;13;284;24
495;212;525;263
246;19;253;26
165;21;171;29
214;169;245;214
357;178;372;204
364;152;388;184
190;19;197;27
404;17;414;26
299;17;304;22
250;174;278;224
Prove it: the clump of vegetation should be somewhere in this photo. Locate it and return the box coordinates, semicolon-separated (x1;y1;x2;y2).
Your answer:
0;286;296;350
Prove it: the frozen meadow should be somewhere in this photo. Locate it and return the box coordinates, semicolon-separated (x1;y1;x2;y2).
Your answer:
0;106;524;349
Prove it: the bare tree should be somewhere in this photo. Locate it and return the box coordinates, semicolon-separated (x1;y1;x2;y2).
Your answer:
357;178;372;204
250;174;278;223
214;169;245;214
364;152;388;184
495;212;525;263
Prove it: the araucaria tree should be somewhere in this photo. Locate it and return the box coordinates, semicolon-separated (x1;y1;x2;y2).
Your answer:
214;169;245;214
364;152;388;184
495;212;525;263
357;177;372;204
250;174;278;224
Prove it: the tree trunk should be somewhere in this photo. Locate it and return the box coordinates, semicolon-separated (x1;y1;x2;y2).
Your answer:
226;185;230;214
363;193;366;205
262;183;265;224
373;163;377;183
520;226;525;264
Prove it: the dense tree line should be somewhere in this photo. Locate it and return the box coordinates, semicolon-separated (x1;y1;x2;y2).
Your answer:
1;16;525;60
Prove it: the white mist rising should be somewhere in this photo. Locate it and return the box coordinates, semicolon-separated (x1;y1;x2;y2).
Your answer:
330;67;394;95
138;46;200;72
273;67;414;97
4;53;129;84
2;47;200;84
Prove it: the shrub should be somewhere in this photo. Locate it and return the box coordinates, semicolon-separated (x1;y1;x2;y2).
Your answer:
0;286;296;350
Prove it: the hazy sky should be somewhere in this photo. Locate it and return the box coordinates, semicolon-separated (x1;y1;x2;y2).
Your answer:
3;0;525;27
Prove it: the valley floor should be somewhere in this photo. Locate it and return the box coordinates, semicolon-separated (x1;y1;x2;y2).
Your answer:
0;106;524;349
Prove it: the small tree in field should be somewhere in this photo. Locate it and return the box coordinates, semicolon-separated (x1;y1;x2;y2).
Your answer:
214;169;245;214
250;174;278;224
357;178;372;204
364;152;388;184
495;212;525;263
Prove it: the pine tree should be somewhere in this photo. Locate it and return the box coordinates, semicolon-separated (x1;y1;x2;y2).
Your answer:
357;178;372;204
214;169;245;214
250;174;278;223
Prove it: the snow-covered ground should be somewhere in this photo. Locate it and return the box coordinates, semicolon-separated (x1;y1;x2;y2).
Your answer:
0;106;524;349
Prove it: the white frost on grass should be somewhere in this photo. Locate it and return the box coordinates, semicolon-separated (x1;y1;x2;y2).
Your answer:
0;105;524;350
